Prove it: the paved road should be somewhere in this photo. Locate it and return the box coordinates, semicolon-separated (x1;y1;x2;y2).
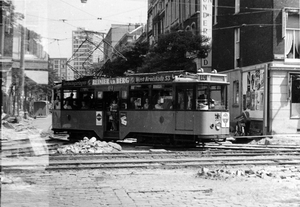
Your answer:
31;114;52;133
2;114;300;207
2;166;300;207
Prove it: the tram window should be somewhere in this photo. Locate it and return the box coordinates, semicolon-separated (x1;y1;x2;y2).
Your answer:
80;90;94;110
53;90;61;109
196;85;227;110
95;90;103;109
196;85;210;110
63;90;77;109
210;85;227;110
176;87;193;110
152;84;173;110
129;85;150;109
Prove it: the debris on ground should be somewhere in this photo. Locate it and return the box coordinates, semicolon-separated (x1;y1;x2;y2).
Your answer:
1;113;40;141
56;137;122;154
1;112;49;157
197;166;300;181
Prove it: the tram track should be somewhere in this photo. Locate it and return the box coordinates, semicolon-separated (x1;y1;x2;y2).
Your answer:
3;140;300;170
46;146;300;170
46;154;300;170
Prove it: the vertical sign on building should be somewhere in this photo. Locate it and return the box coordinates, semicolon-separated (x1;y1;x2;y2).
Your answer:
200;0;213;70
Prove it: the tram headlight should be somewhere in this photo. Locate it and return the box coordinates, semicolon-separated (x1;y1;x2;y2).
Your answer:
215;122;221;131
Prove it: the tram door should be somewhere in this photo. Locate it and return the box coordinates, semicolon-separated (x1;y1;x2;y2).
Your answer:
103;91;120;132
175;86;194;131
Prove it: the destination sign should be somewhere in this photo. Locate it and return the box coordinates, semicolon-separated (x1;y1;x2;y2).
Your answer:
134;74;173;83
198;75;208;81
91;75;174;85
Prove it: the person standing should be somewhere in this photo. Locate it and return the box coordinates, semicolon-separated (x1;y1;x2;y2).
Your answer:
109;100;118;131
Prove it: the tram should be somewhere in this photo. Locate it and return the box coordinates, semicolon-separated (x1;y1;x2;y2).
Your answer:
52;70;230;145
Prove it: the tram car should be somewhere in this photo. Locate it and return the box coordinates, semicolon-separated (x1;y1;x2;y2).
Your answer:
52;70;230;145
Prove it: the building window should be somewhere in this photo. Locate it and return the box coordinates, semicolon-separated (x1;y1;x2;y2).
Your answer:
233;80;239;105
290;73;300;118
213;0;218;25
284;9;300;60
234;28;240;68
235;0;240;13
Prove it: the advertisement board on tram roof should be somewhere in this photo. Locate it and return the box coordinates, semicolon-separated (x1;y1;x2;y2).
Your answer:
91;74;174;86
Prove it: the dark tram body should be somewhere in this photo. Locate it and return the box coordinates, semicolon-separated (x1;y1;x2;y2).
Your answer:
52;71;230;144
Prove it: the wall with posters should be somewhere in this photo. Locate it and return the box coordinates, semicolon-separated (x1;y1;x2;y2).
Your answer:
242;68;265;119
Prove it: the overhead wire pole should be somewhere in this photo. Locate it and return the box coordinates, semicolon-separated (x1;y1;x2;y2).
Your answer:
13;12;27;117
18;25;26;116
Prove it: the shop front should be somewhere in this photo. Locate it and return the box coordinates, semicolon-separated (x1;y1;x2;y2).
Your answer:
225;62;300;135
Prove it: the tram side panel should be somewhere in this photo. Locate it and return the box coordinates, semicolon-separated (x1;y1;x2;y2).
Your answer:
52;110;62;132
193;111;230;140
119;110;229;140
52;110;103;138
119;110;175;138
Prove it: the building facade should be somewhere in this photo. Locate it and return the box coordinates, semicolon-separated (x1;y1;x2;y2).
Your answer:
213;0;300;134
49;58;74;81
147;0;213;71
113;24;146;58
71;28;104;79
103;24;142;62
146;0;300;135
1;0;50;116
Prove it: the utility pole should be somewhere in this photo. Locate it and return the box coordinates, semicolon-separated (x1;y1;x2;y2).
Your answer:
17;25;26;116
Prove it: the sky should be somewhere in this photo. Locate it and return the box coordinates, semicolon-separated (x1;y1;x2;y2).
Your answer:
14;0;148;58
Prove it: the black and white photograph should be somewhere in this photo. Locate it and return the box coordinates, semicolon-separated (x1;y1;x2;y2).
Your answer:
1;0;300;206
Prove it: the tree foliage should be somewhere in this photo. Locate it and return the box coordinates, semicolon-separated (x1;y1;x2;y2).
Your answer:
138;31;210;73
99;31;210;76
100;42;149;77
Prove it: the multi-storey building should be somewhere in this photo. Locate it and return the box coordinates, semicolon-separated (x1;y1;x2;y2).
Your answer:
213;0;300;134
1;0;49;113
103;24;142;62
147;0;213;71
147;0;300;135
113;24;146;58
71;28;104;79
49;58;74;81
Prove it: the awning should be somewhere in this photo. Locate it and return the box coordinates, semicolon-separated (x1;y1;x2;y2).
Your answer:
25;70;48;84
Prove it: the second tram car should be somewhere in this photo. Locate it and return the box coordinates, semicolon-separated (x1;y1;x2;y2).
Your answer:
52;71;230;145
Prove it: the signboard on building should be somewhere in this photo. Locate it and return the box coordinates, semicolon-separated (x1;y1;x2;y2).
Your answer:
200;0;212;69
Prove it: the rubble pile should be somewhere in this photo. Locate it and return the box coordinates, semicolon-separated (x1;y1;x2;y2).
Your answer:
197;166;300;180
56;137;122;154
1;113;40;141
249;136;300;146
1;113;50;158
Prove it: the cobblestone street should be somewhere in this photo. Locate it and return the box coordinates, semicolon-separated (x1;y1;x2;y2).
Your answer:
2;167;300;207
